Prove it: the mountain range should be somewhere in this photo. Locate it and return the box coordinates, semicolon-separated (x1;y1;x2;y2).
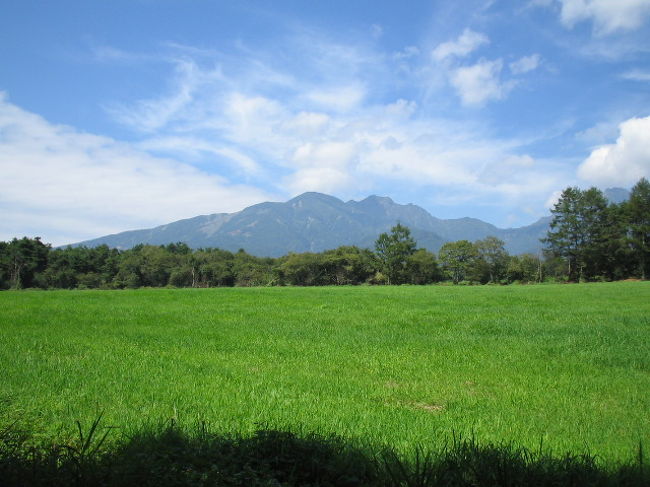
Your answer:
70;188;630;257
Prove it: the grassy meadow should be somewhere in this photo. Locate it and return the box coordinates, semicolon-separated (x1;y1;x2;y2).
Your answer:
1;282;649;465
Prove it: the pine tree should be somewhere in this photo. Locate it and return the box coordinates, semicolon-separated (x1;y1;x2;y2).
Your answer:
628;177;650;279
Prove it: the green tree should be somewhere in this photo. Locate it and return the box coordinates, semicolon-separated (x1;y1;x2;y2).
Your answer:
544;187;610;281
475;236;509;283
320;246;374;285
580;188;611;279
544;187;583;281
231;251;275;287
628;177;650;279
278;252;324;286
405;249;440;284
374;224;417;285
438;240;478;284
506;253;543;283
0;237;50;289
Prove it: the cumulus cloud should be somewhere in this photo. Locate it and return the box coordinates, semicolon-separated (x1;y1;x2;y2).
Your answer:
431;31;533;106
509;54;541;74
432;29;489;61
577;116;650;186
449;59;515;106
551;0;650;35
0;93;272;245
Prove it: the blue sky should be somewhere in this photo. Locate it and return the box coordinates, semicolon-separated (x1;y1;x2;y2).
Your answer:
1;0;650;246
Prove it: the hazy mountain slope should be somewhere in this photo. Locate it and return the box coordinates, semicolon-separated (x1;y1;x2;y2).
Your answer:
604;187;630;204
71;192;551;256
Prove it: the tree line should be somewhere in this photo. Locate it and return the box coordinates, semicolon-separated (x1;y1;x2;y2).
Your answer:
0;232;541;290
1;178;647;290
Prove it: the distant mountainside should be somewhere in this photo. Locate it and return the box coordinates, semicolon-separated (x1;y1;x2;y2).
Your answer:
604;187;630;204
71;192;553;256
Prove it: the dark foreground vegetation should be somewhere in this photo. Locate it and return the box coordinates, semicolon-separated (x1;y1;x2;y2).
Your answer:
1;419;648;487
1;178;649;289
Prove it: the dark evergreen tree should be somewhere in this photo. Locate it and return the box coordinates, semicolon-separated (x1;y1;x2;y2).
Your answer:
544;187;584;281
544;187;612;281
628;177;650;279
0;237;49;289
579;188;610;279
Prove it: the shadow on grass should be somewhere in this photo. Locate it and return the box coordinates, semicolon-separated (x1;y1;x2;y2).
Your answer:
1;419;648;486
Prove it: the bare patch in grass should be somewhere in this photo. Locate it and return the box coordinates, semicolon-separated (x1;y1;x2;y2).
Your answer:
384;380;401;389
402;400;445;413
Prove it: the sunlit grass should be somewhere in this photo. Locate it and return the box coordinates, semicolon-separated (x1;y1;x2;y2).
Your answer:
1;282;648;462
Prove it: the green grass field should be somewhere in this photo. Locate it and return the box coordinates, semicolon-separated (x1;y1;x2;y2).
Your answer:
1;282;649;463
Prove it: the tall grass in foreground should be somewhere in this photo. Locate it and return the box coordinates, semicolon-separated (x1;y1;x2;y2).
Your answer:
1;418;648;486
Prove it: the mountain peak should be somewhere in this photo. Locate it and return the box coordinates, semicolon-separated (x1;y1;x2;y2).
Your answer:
289;192;344;205
360;195;395;205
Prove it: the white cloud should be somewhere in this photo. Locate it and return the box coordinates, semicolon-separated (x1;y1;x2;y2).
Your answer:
393;46;420;60
92;46;147;63
106;41;566;207
509;54;541;74
62;34;572;235
545;190;563;209
281;111;331;137
620;69;650;81
285;167;352;195
291;141;356;168
577;116;650;186
0;93;272;245
432;29;489;62
449;59;514;106
303;84;366;112
575;120;621;144
431;31;529;106
138;136;263;175
553;0;650;35
479;155;535;185
107;59;213;133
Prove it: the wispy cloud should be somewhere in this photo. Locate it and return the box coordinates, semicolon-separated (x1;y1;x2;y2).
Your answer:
94;30;571;225
620;69;650;81
538;0;650;36
5;16;593;243
0;92;273;245
4;0;650;245
431;29;489;62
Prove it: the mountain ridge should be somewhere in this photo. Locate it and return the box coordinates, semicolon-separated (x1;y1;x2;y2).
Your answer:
69;192;557;256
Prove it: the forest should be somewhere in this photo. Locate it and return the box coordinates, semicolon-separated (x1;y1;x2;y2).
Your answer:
1;178;648;290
